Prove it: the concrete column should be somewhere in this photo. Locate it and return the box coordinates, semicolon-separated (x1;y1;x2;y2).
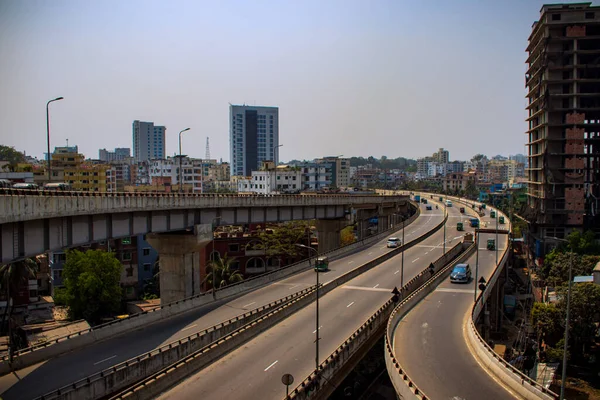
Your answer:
146;224;213;304
316;219;345;253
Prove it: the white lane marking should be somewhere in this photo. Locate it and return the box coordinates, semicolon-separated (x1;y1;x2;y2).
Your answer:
348;261;354;264
243;302;256;308
347;301;355;308
436;288;473;294
94;355;117;365
181;323;198;331
394;270;400;275
342;285;391;292
312;325;323;334
264;360;278;371
373;284;380;289
412;258;420;263
289;284;299;290
368;252;373;255
425;251;429;254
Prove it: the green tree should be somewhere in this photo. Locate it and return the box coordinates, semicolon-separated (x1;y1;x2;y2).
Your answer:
60;249;123;323
542;252;600;285
340;225;356;246
203;254;243;289
531;302;562;349
556;283;600;359
256;221;311;259
0;145;26;169
0;258;37;333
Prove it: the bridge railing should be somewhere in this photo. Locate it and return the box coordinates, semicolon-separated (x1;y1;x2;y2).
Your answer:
1;203;421;372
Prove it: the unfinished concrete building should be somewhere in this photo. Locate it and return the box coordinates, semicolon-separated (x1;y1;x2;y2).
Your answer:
525;3;600;256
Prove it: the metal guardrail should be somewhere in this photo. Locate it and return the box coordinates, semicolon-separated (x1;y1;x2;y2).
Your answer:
4;206;422;365
34;286;316;400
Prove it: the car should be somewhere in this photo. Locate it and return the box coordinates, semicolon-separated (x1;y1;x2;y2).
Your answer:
426;205;432;210
387;237;401;248
450;263;471;283
445;200;453;207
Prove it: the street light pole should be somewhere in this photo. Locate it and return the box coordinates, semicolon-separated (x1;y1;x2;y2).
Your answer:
443;196;447;254
401;219;405;288
178;128;190;194
46;97;64;183
210;216;222;298
295;243;319;371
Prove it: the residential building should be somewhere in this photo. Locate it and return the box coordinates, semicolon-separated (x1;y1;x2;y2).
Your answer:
99;148;131;162
433;148;449;164
237;162;302;194
64;163;116;192
442;171;477;193
133;120;166;162
149;157;218;192
525;2;600;249
316;156;350;187
229;105;279;176
416;157;431;179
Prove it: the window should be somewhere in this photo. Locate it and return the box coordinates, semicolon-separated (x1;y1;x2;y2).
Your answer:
143;263;151;272
228;243;240;252
143;248;151;256
126;267;134;277
122;237;132;245
125;286;134;296
551;13;561;21
122;252;132;261
586;12;594;19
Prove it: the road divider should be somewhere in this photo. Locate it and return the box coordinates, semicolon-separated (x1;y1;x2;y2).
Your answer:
1;204;422;375
288;239;472;400
33;286;317;400
108;206;448;400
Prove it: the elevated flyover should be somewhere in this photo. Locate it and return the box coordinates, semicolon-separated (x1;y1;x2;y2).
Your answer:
0;196;429;400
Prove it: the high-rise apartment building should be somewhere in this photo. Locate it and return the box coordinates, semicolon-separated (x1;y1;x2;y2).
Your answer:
133;120;166;162
525;3;600;249
230;105;279;176
433;148;449;164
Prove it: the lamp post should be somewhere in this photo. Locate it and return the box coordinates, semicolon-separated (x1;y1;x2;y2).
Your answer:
443;195;447;254
295;243;320;371
474;230;480;302
178;128;190;194
46;97;64;183
544;236;572;400
401;218;405;288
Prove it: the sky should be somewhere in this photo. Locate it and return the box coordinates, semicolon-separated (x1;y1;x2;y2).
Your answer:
0;0;593;162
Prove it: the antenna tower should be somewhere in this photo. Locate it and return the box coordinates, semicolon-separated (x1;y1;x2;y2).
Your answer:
205;137;211;160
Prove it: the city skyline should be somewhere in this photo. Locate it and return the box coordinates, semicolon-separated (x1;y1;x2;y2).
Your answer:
2;1;591;163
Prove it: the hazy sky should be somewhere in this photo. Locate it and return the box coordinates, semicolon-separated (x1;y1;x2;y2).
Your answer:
0;0;590;162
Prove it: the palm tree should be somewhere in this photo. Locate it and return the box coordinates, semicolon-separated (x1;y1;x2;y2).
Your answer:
0;258;38;334
203;253;243;290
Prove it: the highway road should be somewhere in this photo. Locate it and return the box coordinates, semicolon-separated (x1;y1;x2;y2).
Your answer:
154;198;465;400
393;207;515;399
0;201;442;399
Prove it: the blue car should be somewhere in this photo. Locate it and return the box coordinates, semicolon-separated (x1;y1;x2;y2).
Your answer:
450;263;471;283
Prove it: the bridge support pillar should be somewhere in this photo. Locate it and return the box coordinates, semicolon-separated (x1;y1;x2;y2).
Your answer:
316;219;345;253
146;224;213;305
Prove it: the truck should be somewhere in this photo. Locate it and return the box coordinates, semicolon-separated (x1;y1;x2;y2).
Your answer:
414;195;421;203
470;218;479;228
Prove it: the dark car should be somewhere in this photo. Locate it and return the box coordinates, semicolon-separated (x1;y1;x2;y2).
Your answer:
450;263;471;283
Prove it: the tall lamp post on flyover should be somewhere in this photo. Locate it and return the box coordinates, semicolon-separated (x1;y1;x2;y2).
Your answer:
46;97;64;183
178;128;190;194
295;243;320;371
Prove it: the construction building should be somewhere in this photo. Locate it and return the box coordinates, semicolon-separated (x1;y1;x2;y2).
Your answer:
525;3;600;257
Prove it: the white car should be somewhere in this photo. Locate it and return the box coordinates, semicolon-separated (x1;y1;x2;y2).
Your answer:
446;200;453;207
387;237;401;248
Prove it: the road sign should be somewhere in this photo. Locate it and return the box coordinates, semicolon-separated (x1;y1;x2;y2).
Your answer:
282;373;294;386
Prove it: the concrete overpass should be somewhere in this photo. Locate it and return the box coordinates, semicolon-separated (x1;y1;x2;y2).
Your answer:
0;197;435;400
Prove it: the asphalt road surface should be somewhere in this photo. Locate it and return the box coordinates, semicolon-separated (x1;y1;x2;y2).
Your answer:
0;201;443;399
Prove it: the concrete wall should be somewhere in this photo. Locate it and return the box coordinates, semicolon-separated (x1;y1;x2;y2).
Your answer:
0;203;421;373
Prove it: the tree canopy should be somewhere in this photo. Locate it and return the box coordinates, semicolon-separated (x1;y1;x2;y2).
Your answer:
57;249;123;323
0;145;26;167
255;221;311;258
203;254;243;289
